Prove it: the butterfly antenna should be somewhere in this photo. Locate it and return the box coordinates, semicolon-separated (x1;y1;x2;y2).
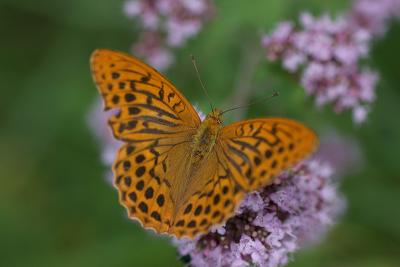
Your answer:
221;90;279;115
191;55;214;111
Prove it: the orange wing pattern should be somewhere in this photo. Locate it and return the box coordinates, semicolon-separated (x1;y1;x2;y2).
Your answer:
90;49;201;142
91;49;201;236
126;117;318;238
219;118;318;191
113;138;191;235
172;118;317;237
168;150;244;237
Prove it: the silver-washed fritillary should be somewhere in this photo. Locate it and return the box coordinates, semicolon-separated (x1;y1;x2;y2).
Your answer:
90;49;318;238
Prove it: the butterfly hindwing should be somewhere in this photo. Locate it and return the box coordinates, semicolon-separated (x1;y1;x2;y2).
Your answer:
171;151;244;237
219;118;318;191
115;139;185;234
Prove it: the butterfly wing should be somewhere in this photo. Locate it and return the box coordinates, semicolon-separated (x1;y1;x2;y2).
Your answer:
169;118;317;238
91;49;201;141
169;149;245;237
91;49;201;235
218;118;318;191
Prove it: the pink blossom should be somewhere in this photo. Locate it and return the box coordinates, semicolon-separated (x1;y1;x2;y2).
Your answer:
282;51;306;72
133;32;173;70
350;0;400;36
316;132;363;177
174;160;345;267
123;0;215;70
352;105;369;124
262;0;400;124
124;0;160;29
262;22;295;61
165;19;202;46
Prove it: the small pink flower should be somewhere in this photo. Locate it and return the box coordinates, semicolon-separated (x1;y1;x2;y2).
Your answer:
352;105;369;124
316;132;363;177
282;51;306;72
133;32;173;71
123;0;160;29
166;19;202;46
262;22;294;61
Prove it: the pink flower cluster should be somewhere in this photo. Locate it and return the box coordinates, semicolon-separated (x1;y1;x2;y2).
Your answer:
124;0;215;70
350;0;400;36
262;0;400;124
174;160;345;267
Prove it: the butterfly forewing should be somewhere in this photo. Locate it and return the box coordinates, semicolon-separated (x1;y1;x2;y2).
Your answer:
219;118;318;191
90;49;201;142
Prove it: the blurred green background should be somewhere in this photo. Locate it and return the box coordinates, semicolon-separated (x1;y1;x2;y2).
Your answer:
1;0;400;266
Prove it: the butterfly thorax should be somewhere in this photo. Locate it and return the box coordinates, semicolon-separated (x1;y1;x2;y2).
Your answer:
191;109;223;165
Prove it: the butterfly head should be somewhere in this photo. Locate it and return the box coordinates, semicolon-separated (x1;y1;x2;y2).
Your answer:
206;108;223;125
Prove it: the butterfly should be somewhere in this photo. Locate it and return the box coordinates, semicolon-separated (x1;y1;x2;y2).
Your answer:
90;49;318;238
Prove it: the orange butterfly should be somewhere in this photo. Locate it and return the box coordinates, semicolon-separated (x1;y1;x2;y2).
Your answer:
90;49;318;238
